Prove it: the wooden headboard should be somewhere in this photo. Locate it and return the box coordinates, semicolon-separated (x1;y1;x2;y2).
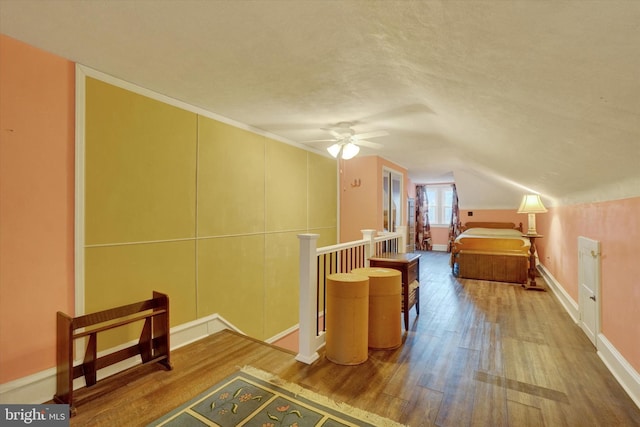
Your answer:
462;222;523;232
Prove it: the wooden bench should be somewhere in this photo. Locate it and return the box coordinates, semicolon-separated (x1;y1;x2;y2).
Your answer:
53;291;172;415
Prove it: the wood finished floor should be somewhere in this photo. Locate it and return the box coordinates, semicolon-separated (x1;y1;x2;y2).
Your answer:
68;251;640;426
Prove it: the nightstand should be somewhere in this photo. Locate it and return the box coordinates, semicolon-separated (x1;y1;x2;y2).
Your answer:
368;252;420;330
522;234;544;290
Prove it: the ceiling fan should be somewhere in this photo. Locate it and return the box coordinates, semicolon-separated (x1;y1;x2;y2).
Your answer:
304;122;388;159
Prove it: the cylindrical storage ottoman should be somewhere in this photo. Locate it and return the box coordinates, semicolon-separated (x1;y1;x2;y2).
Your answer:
351;267;402;350
325;273;369;365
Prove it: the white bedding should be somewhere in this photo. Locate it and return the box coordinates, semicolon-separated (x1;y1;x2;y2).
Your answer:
461;227;523;237
456;227;530;247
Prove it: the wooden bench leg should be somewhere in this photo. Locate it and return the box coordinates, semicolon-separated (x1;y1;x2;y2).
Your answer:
54;312;73;407
139;318;153;363
83;333;98;387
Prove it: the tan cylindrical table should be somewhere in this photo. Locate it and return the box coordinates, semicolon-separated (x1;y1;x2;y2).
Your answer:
325;273;369;365
351;267;402;350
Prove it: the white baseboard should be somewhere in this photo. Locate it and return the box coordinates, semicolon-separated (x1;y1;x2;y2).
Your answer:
0;314;239;405
265;323;299;344
431;244;448;252
295;352;320;364
0;367;58;407
265;311;326;346
537;264;579;323
538;264;639;410
598;333;640;409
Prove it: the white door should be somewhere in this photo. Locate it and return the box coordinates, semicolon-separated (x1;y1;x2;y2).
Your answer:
578;236;600;347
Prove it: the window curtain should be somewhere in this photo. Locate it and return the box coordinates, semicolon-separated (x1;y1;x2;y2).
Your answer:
448;183;460;252
415;185;432;251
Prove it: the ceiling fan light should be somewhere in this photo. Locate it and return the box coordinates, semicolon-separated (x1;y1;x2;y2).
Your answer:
341;142;360;159
327;143;341;158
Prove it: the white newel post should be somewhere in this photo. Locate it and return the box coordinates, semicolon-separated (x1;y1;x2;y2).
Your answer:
296;233;320;364
361;229;376;267
397;225;407;253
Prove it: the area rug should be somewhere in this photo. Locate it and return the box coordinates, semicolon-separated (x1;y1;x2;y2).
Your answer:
148;366;406;426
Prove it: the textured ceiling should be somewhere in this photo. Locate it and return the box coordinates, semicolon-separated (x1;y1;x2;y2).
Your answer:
1;0;639;208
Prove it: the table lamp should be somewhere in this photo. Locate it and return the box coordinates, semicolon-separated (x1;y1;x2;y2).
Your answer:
517;194;547;235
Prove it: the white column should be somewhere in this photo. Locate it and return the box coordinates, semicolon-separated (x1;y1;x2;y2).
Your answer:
396;225;407;253
296;234;320;364
361;229;376;267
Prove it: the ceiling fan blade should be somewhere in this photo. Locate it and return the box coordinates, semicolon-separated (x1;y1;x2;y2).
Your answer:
301;138;338;143
357;140;384;150
328;130;344;139
354;130;389;140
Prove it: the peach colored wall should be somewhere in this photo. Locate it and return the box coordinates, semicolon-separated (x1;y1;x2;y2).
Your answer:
407;178;416;199
429;227;450;247
339;156;407;242
459;209;525;230
536;197;640;373
340;156;379;242
0;35;75;383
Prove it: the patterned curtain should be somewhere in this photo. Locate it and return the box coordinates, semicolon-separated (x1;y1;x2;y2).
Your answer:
415;185;432;251
448;183;460;252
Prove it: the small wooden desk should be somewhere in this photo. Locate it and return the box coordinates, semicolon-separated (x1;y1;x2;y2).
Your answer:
369;252;421;330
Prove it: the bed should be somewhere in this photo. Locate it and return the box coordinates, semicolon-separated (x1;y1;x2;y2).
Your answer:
450;222;530;284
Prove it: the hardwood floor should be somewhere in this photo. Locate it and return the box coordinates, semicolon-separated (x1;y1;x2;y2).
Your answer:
69;251;640;426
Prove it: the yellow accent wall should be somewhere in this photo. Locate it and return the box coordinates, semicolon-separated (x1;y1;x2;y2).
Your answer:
197;235;265;337
85;78;197;245
84;78;337;345
264;232;301;336
266;139;308;231
197;118;265;236
309;153;338;231
85;241;197;349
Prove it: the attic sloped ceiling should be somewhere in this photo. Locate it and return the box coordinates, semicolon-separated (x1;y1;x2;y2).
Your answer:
1;0;639;208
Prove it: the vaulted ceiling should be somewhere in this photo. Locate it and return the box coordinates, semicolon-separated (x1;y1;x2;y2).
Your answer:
1;0;639;208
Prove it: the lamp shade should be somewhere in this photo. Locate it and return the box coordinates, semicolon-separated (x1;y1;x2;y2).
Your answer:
517;194;547;214
327;143;341;158
341;143;360;159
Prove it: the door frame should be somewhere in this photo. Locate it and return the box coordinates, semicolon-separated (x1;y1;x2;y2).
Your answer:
382;167;403;233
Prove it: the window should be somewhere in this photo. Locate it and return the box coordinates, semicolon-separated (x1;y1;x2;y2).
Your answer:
426;184;453;226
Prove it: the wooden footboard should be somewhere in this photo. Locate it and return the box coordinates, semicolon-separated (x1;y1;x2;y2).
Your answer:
450;221;529;284
454;251;528;284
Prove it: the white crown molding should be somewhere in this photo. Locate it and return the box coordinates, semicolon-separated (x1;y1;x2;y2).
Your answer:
75;65;325;156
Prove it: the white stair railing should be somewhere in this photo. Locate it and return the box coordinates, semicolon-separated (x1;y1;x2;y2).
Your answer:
296;229;405;364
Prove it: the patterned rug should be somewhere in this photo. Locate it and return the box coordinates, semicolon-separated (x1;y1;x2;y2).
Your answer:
148;366;405;427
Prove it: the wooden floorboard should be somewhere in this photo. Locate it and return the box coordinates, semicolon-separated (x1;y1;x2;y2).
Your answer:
67;251;640;426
